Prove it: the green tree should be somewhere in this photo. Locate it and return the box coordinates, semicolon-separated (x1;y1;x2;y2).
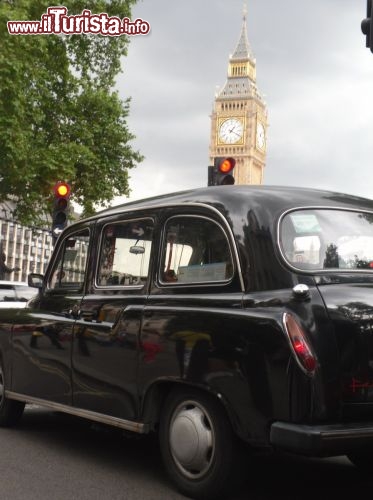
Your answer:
0;0;143;226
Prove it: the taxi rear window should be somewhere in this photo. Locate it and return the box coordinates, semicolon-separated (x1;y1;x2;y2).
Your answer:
280;209;373;271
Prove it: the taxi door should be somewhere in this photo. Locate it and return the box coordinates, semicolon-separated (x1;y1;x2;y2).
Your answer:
11;225;91;405
71;215;155;422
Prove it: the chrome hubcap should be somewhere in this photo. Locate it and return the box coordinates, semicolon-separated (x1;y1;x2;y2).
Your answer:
169;400;215;479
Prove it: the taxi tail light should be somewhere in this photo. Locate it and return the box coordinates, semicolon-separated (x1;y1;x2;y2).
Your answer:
283;312;317;375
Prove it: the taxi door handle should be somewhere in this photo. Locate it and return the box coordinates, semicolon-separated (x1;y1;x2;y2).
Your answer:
80;309;100;322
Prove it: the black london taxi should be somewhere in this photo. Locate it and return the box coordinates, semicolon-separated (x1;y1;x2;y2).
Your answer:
2;185;373;498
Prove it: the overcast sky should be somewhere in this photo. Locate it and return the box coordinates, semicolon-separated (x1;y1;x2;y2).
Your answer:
114;0;373;205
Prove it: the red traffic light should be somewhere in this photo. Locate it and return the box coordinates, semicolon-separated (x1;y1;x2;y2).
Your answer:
218;157;236;174
213;157;236;185
54;181;71;198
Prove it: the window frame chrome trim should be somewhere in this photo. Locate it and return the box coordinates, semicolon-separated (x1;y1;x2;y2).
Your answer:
46;226;91;292
61;201;244;293
277;205;373;275
94;216;155;291
158;214;237;288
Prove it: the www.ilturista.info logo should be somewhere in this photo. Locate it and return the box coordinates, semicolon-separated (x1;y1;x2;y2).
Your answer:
7;6;151;36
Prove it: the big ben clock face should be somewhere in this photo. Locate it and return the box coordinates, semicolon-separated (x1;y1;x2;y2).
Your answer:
256;122;266;150
218;118;244;145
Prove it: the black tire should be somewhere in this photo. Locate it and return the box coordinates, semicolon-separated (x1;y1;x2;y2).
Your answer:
0;361;24;427
159;388;241;500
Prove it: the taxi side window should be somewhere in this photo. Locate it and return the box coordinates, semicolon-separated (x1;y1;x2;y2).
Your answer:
97;219;154;287
161;216;233;284
49;229;90;290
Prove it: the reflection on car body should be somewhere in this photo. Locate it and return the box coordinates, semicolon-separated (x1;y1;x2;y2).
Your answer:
2;186;373;499
0;280;38;308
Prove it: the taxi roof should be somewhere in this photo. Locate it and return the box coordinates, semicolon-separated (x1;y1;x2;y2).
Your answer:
94;185;373;221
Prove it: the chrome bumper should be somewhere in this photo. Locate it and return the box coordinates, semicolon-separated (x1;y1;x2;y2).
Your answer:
270;421;373;456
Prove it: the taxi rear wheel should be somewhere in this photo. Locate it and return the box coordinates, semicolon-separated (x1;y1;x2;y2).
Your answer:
159;388;240;500
0;361;24;426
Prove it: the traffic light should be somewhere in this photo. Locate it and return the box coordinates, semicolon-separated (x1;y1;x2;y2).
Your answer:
362;0;373;52
213;157;236;185
52;181;71;241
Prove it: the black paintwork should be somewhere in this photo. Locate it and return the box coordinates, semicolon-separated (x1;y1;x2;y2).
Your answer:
3;185;373;455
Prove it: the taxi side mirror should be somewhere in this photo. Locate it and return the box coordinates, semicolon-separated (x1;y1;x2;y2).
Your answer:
28;273;44;289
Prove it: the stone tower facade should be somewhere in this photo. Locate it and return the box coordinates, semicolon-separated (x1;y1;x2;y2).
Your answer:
209;8;268;185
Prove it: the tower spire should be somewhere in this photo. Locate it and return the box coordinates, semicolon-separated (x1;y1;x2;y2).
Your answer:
243;2;247;22
231;4;253;61
209;3;268;186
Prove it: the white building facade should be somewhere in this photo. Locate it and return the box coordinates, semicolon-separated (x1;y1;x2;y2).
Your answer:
0;202;53;282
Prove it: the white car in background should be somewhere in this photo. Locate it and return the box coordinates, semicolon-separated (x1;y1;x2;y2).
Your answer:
0;281;38;308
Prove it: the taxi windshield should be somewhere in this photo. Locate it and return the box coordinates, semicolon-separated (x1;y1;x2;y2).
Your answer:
280;209;373;272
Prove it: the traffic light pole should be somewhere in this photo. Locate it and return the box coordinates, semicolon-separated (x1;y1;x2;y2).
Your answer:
207;165;215;186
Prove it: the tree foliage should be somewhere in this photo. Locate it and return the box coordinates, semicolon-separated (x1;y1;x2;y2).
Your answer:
0;0;142;225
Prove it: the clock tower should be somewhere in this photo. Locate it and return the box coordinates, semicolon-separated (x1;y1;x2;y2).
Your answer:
209;7;268;185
